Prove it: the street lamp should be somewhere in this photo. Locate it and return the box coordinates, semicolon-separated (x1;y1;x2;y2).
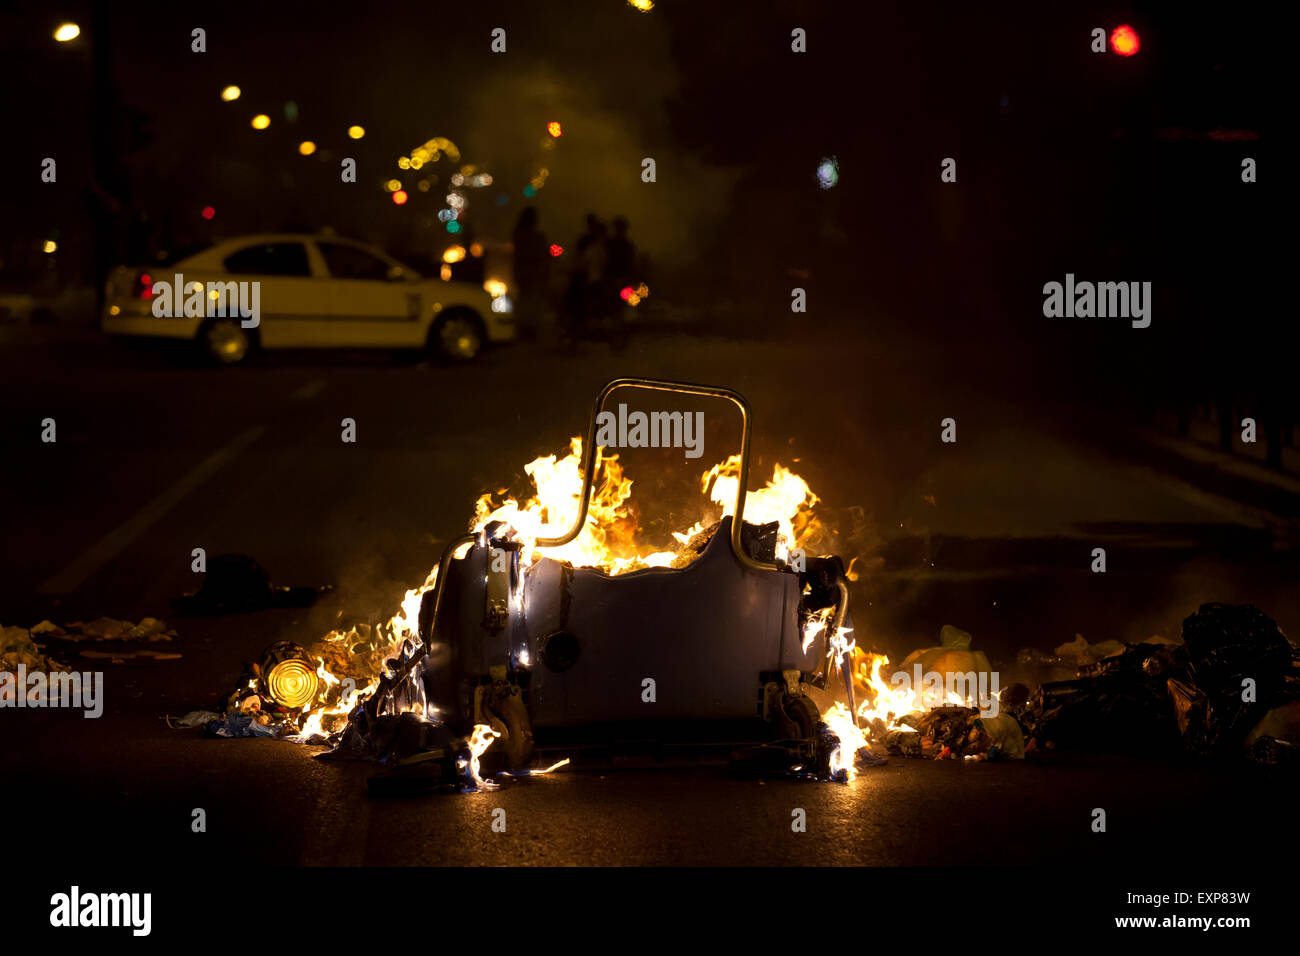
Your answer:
54;23;80;42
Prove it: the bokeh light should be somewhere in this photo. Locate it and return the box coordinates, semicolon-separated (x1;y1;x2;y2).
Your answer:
201;206;215;220
251;114;270;130
446;221;461;234
550;244;564;257
54;23;80;42
816;156;839;189
348;125;366;139
221;85;241;102
298;141;316;155
1111;25;1140;56
392;190;408;205
547;121;563;138
43;240;57;253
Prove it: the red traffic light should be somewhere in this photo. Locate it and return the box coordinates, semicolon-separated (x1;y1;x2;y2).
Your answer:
1111;25;1140;56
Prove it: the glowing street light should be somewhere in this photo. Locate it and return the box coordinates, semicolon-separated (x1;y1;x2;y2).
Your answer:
221;85;241;102
54;23;80;42
251;114;270;130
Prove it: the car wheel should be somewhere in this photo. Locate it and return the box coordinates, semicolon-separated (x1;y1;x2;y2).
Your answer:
430;309;484;362
198;317;253;365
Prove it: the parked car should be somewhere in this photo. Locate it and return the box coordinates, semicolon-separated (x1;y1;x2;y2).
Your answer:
101;234;514;363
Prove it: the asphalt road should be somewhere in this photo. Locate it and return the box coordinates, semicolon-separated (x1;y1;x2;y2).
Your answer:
2;317;1298;868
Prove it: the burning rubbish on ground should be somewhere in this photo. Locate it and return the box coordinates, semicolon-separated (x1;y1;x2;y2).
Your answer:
190;378;881;788
162;380;1299;789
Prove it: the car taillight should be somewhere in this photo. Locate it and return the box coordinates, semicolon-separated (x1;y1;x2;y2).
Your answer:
135;272;154;300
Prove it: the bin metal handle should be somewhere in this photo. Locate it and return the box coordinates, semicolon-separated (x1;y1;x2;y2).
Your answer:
534;377;778;573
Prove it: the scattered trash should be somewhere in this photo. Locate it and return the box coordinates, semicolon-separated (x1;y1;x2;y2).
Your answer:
1054;633;1128;667
172;553;331;615
900;625;993;686
1248;735;1299;767
1174;603;1297;757
210;712;292;738
79;649;181;661
1246;700;1300;748
2;624;69;671
2;625;49;670
978;712;1026;760
1023;604;1299;761
165;710;219;729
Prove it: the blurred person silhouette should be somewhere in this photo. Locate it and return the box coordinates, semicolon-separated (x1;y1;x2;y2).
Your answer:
511;207;550;343
600;216;635;351
562;213;605;345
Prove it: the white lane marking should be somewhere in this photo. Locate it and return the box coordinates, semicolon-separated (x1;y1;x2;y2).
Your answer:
37;425;267;594
291;378;326;400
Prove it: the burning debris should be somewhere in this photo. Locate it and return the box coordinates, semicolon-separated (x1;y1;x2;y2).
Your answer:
180;380;1299;789
194;378;872;788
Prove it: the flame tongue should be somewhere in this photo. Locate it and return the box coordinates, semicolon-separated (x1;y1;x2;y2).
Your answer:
474;439;822;575
700;455;820;563
821;702;868;780
463;724;501;790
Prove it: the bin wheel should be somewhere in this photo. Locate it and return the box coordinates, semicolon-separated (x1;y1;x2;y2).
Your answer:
495;693;535;769
785;694;821;741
